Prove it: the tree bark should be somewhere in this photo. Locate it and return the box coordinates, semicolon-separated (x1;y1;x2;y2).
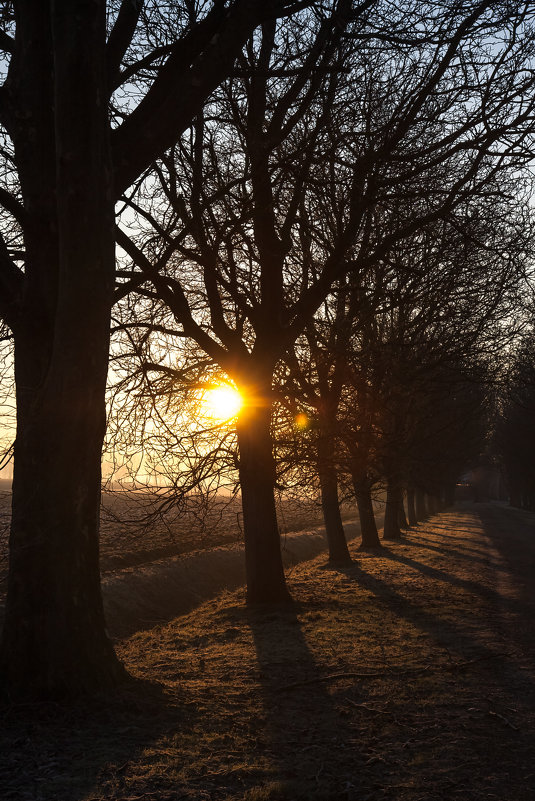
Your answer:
406;487;418;526
398;493;408;529
2;330;125;697
0;1;126;698
236;402;292;604
317;433;352;564
352;473;381;548
383;479;402;540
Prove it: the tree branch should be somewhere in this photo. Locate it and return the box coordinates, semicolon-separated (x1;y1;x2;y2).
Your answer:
112;1;295;195
0;233;23;332
106;0;144;89
0;29;14;55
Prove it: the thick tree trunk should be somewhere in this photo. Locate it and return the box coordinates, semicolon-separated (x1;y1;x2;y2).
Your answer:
317;434;351;564
415;488;427;521
406;487;418;526
2;332;125;697
236;403;291;604
0;2;125;697
352;473;381;548
383;479;402;540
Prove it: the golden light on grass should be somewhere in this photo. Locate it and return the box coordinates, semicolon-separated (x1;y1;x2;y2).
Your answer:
202;384;244;421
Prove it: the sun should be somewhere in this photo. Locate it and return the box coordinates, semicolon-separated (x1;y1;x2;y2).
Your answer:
202;384;243;421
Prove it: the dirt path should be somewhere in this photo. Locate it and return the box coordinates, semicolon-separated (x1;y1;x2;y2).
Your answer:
1;503;535;801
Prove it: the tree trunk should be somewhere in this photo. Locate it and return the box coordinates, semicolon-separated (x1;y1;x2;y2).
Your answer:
406;487;417;526
0;1;125;698
236;403;291;604
2;331;126;697
317;434;351;564
415;488;427;521
398;493;408;529
383;479;402;540
352;473;381;548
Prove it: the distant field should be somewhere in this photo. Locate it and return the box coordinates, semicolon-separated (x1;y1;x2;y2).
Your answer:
0;485;360;599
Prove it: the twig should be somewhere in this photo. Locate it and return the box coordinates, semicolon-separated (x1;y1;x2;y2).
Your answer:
279;653;511;691
346;699;391;714
488;709;519;731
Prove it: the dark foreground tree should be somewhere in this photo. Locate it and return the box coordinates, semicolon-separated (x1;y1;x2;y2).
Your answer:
0;0;303;699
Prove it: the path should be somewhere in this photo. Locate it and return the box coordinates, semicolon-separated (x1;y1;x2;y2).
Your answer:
477;502;535;663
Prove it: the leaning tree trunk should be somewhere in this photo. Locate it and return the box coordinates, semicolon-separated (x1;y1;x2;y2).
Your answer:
406;487;418;526
317;433;352;564
0;1;125;697
352;473;381;548
383;478;403;540
236;402;292;604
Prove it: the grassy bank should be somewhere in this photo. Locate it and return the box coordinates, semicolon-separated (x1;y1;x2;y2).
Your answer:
1;507;534;800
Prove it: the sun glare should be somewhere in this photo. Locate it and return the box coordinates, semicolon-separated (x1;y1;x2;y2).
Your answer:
295;413;309;429
202;384;243;421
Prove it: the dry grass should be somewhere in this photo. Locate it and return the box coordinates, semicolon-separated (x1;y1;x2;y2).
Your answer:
1;505;535;800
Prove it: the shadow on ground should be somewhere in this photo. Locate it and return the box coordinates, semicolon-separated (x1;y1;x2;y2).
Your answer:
0;678;187;801
244;602;362;800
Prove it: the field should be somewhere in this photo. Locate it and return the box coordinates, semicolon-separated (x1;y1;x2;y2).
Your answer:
0;483;343;609
0;484;361;636
1;503;534;800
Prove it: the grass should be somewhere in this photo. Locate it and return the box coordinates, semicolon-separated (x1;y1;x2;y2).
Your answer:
1;506;535;800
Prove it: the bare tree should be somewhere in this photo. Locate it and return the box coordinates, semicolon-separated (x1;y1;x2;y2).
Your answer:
0;0;308;699
114;2;535;602
116;6;364;601
346;184;532;539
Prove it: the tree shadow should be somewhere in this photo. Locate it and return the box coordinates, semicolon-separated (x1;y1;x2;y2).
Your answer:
409;516;494;559
330;560;504;664
328;539;535;709
404;534;501;569
394;506;535;660
377;546;509;610
0;676;191;801
242;602;365;800
477;503;535;662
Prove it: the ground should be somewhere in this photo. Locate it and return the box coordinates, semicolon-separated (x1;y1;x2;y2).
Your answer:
1;502;534;800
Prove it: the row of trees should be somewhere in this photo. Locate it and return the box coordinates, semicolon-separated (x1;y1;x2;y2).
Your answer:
495;331;535;509
108;188;522;551
110;3;533;586
0;0;534;698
